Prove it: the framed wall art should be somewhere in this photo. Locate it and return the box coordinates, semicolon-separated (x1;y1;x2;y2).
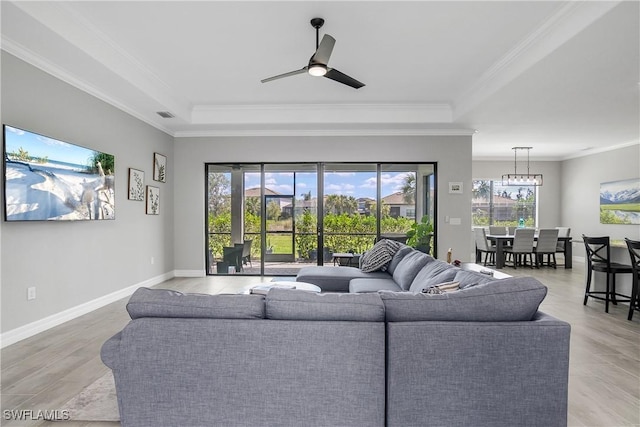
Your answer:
146;185;160;215
600;178;639;224
153;152;166;183
128;168;145;201
448;182;463;194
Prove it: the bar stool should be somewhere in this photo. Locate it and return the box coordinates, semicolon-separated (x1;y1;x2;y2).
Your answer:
582;235;633;313
625;238;640;321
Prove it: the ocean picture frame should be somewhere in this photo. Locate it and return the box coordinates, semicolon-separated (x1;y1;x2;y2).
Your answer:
146;185;159;215
600;178;640;225
153;153;166;183
128;168;145;201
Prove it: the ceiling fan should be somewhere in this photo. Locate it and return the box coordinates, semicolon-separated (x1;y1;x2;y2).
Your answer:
261;18;365;89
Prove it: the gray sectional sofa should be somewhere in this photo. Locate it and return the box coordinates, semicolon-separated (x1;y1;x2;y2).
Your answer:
296;242;497;293
102;273;570;427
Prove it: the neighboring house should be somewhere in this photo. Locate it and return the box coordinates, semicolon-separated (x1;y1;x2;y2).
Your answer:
245;187;281;197
472;195;518;222
357;197;375;215
381;192;415;219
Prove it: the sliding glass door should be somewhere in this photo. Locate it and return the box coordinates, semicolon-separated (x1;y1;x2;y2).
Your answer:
205;162;435;275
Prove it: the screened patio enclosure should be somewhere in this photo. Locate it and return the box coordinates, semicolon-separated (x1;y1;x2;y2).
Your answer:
206;162;436;276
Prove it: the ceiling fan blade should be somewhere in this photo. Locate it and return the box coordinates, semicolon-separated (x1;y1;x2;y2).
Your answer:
324;68;365;89
261;67;307;83
311;34;335;65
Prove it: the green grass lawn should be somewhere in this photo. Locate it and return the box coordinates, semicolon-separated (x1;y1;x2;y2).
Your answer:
601;203;640;212
267;233;294;254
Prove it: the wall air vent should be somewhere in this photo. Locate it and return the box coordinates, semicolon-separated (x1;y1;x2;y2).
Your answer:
156;111;175;118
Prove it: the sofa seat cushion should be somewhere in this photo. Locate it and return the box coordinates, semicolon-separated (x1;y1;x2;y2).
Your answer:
126;287;265;319
392;251;431;291
380;276;547;322
296;266;390;292
350;278;403;293
266;288;385;321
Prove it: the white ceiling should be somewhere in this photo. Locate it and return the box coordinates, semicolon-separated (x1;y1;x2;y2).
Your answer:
2;1;638;160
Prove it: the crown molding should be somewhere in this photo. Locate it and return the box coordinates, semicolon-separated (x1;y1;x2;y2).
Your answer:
191;103;453;125
9;1;192;121
174;126;475;138
1;38;174;136
453;1;621;120
560;140;640;161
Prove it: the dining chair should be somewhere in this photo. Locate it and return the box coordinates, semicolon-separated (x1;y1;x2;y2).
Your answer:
625;238;640;321
489;226;507;235
474;227;496;266
555;227;571;266
582;235;633;313
241;239;253;268
507;226;517;235
504;228;535;268
534;228;559;268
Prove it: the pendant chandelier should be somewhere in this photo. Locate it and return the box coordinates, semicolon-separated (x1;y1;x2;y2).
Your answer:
501;147;543;186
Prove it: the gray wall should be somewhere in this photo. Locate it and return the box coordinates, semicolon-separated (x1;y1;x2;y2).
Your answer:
562;144;639;296
0;53;175;334
173;135;474;274
561;144;639;242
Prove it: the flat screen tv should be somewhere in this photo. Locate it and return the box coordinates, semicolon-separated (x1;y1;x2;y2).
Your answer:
3;125;115;221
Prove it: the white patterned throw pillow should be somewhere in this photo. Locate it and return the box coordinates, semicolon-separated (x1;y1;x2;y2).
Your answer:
360;240;393;272
422;281;460;294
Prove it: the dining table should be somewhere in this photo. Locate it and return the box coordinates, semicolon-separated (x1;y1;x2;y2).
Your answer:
480;233;573;269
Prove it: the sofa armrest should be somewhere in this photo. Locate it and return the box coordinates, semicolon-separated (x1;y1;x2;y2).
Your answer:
100;331;122;369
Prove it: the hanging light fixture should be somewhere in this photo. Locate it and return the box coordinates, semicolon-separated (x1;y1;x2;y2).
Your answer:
501;147;543;186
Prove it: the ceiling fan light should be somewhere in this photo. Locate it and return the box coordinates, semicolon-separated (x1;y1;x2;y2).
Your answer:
308;64;327;77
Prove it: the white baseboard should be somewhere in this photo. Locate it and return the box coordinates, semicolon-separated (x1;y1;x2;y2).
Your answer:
174;269;206;277
0;271;175;349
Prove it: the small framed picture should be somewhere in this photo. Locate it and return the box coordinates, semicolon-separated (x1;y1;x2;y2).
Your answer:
146;186;160;215
128;168;145;201
449;182;463;194
153;153;166;183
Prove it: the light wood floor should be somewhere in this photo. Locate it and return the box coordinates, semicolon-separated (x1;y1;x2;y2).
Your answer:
1;263;638;426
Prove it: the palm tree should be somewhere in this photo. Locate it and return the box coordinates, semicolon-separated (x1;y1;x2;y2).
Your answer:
472;180;491;200
401;173;416;204
324;194;358;215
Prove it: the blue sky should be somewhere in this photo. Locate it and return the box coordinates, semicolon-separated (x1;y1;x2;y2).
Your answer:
245;171;414;199
4;125;98;166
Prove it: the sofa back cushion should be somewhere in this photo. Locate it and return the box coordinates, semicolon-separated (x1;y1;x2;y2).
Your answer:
392;251;431;291
453;270;498;289
126;287;265;319
266;288;385;321
408;263;459;292
387;245;416;275
380;276;547;322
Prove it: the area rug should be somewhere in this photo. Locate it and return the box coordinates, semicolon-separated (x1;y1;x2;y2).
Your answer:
62;371;119;422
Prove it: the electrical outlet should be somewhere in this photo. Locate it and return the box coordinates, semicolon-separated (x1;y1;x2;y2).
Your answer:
150;257;155;265
27;287;36;300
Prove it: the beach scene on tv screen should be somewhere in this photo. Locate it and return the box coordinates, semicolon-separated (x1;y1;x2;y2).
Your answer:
4;125;115;221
